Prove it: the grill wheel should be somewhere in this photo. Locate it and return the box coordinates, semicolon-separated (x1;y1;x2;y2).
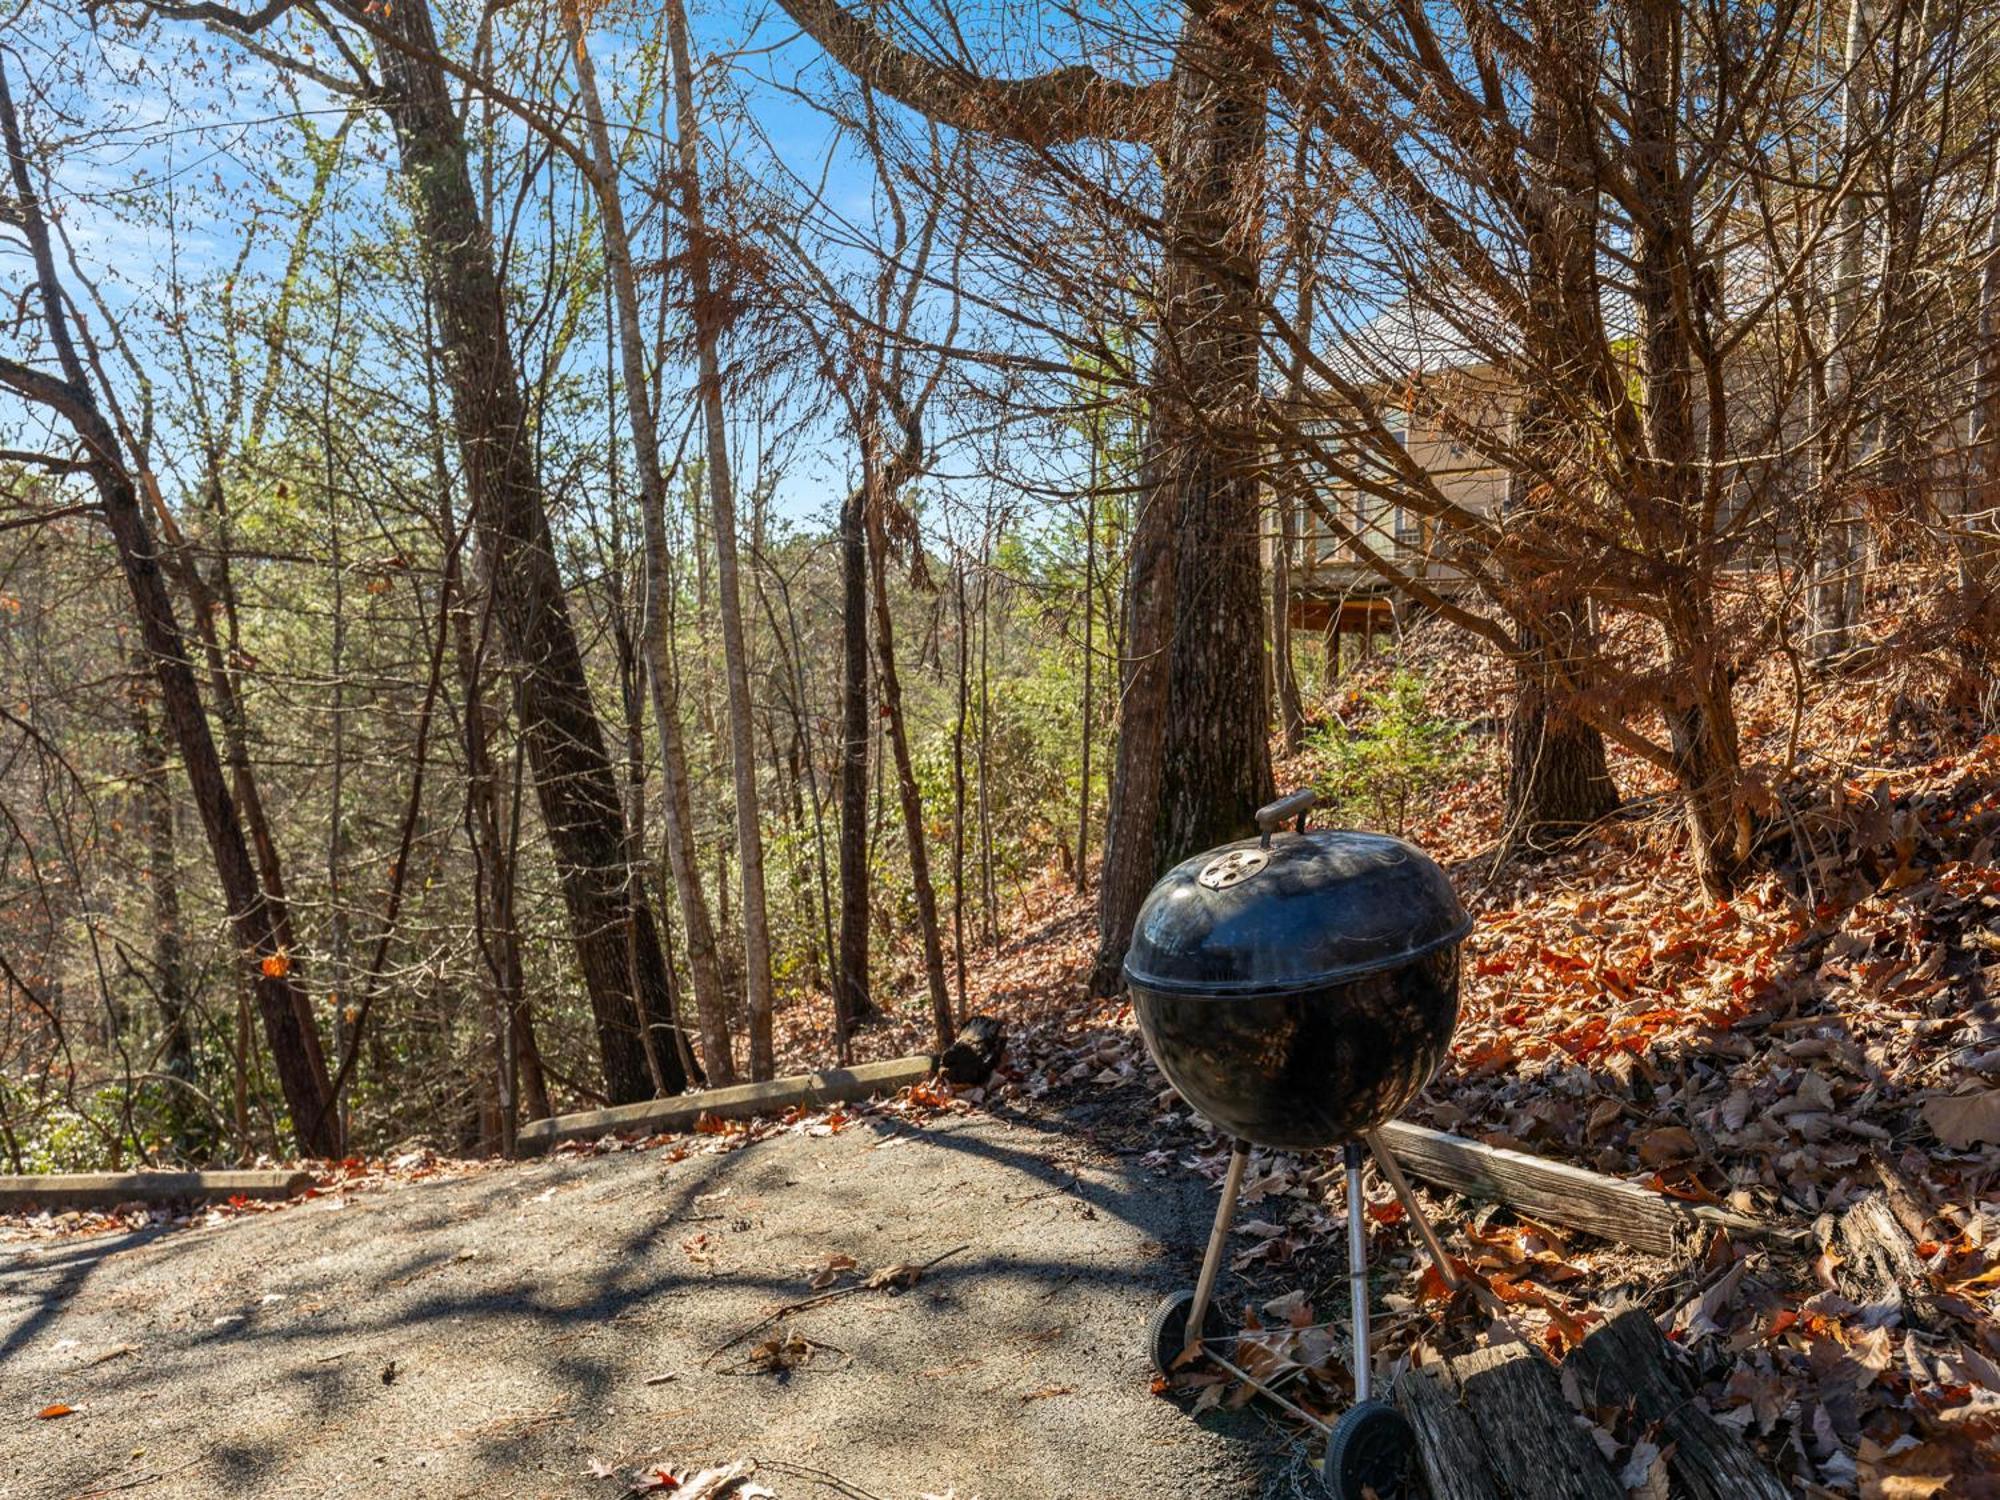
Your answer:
1144;1288;1226;1378
1321;1398;1419;1499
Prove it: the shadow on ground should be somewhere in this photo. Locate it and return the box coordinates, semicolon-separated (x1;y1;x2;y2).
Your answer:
1;1086;1305;1500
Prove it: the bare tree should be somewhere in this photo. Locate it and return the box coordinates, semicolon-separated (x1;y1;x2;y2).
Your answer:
562;0;736;1086
0;56;340;1155
663;0;777;1079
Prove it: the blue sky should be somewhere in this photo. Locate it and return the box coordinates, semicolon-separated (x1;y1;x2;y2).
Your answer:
1;3;997;527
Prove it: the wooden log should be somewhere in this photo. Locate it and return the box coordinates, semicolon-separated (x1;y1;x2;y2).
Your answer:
1394;1363;1505;1500
517;1054;936;1153
1376;1121;1800;1257
0;1169;314;1209
939;1016;1006;1086
1820;1192;1939;1331
1440;1341;1623;1500
1563;1308;1789;1500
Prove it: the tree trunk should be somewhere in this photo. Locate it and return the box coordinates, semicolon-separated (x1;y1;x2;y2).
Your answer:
1963;139;2000;650
835;484;876;1029
1271;488;1305;752
1809;0;1873;661
129;657;196;1149
566;1;734;1086
952;557;971;1020
864;474;955;1054
1629;0;1745;896
1093;6;1275;989
1499;31;1619;846
663;0;777;1079
1077;450;1099;886
373;0;677;1102
1506;617;1618;843
1272;151;1312;756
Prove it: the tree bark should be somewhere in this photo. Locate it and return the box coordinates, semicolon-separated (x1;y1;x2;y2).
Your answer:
664;0;778;1079
565;0;735;1086
1094;5;1276;989
836;484;876;1029
1506;615;1618;843
373;0;678;1101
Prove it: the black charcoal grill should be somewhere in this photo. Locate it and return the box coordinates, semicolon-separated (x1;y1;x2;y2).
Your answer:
1126;789;1471;1500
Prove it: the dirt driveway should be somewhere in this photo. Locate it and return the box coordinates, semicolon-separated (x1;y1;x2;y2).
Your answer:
2;1095;1297;1500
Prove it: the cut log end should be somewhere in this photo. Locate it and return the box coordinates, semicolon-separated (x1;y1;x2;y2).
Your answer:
940;1015;1006;1086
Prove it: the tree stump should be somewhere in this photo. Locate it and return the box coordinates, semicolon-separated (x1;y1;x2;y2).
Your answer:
1563;1308;1790;1500
1396;1341;1622;1500
1820;1191;1940;1331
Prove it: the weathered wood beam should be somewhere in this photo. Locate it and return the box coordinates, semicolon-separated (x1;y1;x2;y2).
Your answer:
1399;1340;1625;1500
1377;1120;1801;1257
0;1170;314;1208
1820;1191;1939;1330
517;1054;937;1153
1395;1360;1505;1500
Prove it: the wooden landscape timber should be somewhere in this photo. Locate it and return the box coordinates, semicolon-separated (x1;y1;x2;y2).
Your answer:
516;1053;937;1152
1377;1120;1802;1257
0;1169;315;1208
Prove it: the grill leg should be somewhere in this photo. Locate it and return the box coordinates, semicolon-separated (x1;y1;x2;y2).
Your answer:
1186;1139;1248;1355
1366;1127;1462;1290
1346;1139;1372;1402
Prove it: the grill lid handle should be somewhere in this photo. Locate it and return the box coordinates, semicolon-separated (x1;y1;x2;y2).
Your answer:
1254;789;1317;847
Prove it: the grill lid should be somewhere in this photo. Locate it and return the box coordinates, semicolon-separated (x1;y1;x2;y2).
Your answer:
1123;824;1471;997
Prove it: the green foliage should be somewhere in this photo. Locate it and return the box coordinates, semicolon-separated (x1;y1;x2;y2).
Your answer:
1308;672;1467;835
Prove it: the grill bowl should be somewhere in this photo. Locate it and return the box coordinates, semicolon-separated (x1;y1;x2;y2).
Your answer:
1124;825;1468;1150
1129;945;1460;1149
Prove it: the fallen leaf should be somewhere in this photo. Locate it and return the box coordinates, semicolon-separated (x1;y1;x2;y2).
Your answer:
1636;1126;1699;1165
1922;1089;2000;1149
806;1252;857;1290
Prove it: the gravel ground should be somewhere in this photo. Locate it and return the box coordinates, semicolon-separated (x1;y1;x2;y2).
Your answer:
1;1095;1302;1500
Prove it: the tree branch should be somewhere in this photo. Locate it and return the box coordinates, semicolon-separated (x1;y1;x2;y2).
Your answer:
774;0;1167;145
